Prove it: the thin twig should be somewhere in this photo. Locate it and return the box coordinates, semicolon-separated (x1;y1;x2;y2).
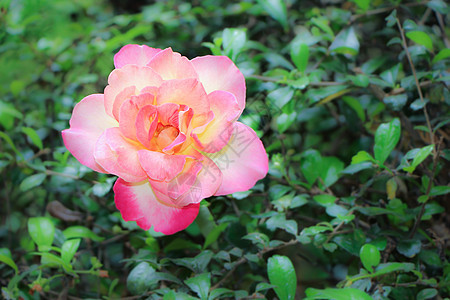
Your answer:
396;18;435;154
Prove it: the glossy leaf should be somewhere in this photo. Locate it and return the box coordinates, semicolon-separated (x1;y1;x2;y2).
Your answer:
61;238;81;264
257;0;288;31
360;244;380;272
374;118;401;165
28;217;55;252
267;255;296;300
62;226;104;242
184;273;211;300
127;262;157;295
406;31;433;52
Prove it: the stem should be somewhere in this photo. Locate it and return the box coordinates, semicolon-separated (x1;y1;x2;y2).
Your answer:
395;18;435;154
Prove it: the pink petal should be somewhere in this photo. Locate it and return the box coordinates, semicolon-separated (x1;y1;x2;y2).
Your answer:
206;122;268;196
174;153;222;206
138;150;187;182
114;179;200;235
157;78;210;116
191;55;246;115
119;93;155;141
192;90;240;153
150;152;222;206
147;47;198;80
114;44;162;68
94;128;147;182
135;105;158;149
62;94;118;173
104;65;163;118
157;103;180;127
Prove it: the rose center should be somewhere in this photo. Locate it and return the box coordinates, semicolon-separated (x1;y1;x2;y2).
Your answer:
155;125;179;150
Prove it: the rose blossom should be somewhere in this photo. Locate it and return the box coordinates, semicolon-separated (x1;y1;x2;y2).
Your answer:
62;45;268;234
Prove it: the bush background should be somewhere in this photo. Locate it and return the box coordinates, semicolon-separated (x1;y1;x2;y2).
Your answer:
0;0;449;299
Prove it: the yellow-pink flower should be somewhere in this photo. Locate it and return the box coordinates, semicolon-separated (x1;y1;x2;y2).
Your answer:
62;45;268;234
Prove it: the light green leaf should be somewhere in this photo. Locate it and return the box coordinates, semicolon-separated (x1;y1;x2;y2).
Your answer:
429;185;450;196
21;127;43;150
0;253;18;274
351;151;375;164
432;48;450;63
374;118;401;165
329;27;359;56
417;288;438;300
20;174;46;192
403;145;434;173
222;28;247;61
62;226;104;242
267;255;297;300
61;239;81;264
28;217;55;252
291;42;309;72
406;31;433;52
360;244;381;272
257;0;288;31
305;287;373;300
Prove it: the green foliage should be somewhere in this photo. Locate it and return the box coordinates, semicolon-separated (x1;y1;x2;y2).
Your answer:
1;0;449;298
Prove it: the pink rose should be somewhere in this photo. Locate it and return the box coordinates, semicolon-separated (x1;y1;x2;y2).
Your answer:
62;45;268;234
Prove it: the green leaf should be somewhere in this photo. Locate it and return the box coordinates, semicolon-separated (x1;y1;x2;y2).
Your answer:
341;162;373;174
403;145;434;173
432;48;450;63
374;118;401;165
351;151;375;164
62;226;104;242
380;63;401;87
313;195;336;207
416;288;438;300
21;127;43;150
267;86;294;110
127;262;157;295
267;255;296;300
397;239;421;258
406;31;433;52
329;27;359;56
0;253;18;274
184;273;211;300
0;101;23;130
352;0;370;11
291;42;309;72
28;217;55;252
347;74;369;88
383;94;408;111
373;262;415;277
277;112;297;133
360;244;381;272
222;28;247;61
429;185;450;196
427;0;449;14
171;250;213;273
305;288;372;300
257;0;288;31
61;239;81;264
20;173;46;192
203;223;228;249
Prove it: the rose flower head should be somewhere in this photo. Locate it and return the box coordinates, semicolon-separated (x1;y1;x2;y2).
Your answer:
62;45;268;234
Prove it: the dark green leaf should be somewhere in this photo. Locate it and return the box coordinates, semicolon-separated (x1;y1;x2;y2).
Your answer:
184;273;211;300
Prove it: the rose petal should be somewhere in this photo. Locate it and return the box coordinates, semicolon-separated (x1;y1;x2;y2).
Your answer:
114;44;162;68
147;47;198;80
62;94;118;173
104;65;163;118
119;93;155;141
191;55;246;115
157;78;210;116
94;127;147;182
114;179;200;235
192;90;240;153
205;122;268;195
138;150;187;182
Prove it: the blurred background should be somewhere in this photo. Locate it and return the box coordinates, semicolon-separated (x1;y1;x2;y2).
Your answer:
0;0;449;299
